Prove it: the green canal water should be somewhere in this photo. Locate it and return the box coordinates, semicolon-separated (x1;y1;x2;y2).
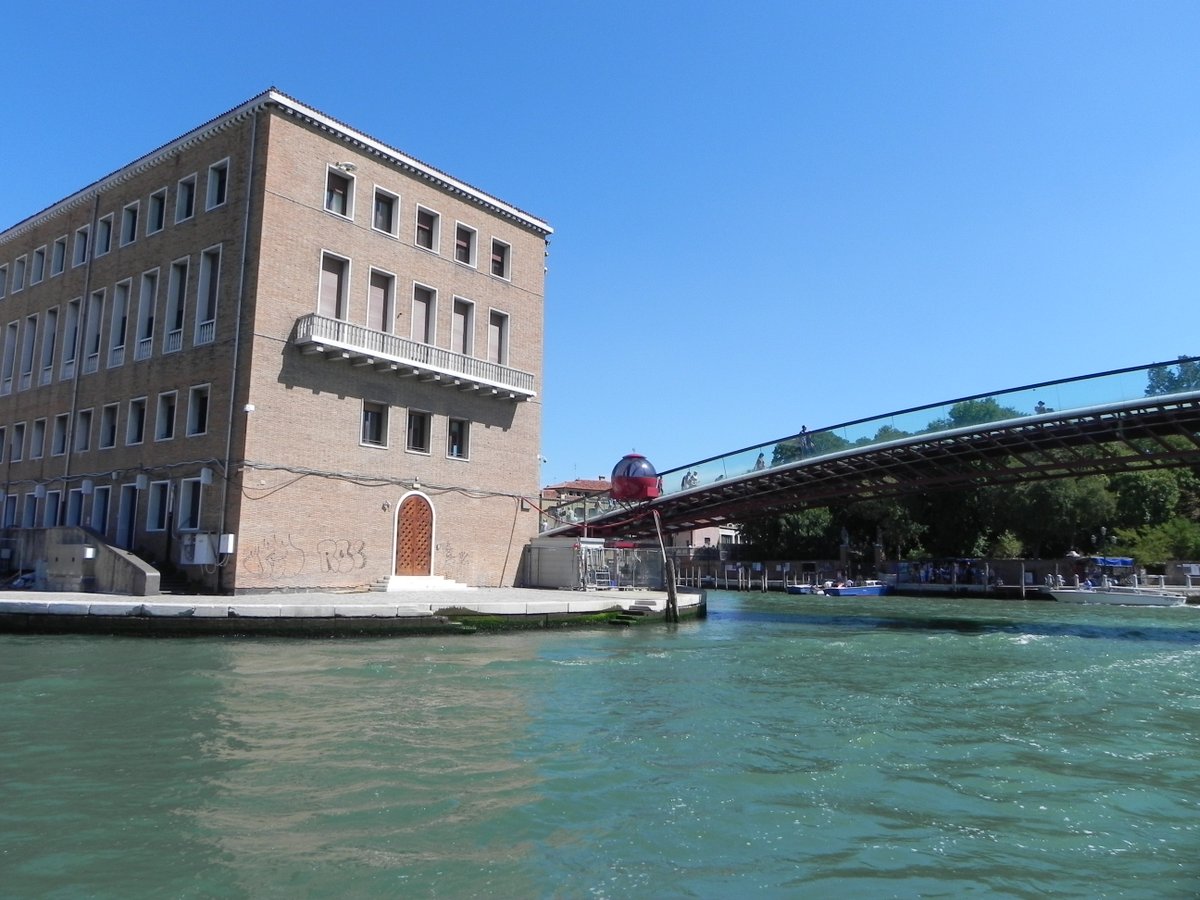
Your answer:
2;591;1199;898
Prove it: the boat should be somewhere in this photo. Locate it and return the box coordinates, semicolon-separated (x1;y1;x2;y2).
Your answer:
785;584;821;595
824;580;890;597
1045;586;1187;607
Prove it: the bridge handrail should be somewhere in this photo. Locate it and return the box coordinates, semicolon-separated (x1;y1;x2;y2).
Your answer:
661;355;1200;493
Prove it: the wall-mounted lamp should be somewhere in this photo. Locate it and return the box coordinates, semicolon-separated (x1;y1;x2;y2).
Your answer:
33;484;46;499
135;474;148;491
200;467;214;486
81;479;94;495
335;161;357;173
412;478;420;491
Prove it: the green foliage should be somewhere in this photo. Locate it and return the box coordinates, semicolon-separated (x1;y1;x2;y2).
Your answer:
1112;517;1200;565
1145;356;1200;397
990;530;1024;558
1109;471;1181;528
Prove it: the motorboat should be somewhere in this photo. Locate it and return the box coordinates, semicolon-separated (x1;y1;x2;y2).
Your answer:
824;580;890;597
1045;586;1187;607
785;584;821;595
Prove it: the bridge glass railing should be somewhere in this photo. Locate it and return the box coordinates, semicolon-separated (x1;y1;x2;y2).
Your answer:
660;356;1200;495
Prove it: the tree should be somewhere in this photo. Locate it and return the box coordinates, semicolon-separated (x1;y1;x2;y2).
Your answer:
924;397;1023;433
1145;356;1200;397
1109;471;1181;528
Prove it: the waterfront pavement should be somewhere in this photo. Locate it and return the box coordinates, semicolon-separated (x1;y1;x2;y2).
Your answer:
0;586;704;635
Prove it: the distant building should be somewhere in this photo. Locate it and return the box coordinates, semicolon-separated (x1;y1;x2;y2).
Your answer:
0;88;551;591
539;477;612;531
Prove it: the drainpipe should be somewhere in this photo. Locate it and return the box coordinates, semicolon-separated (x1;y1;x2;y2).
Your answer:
215;106;260;593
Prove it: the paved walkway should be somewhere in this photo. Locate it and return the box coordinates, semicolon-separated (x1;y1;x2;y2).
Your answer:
0;586;704;635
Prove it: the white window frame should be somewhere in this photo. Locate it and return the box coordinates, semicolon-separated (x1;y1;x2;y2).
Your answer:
194;245;220;345
74;408;92;453
324;167;355;219
178;477;202;532
10;422;24;462
447;418;470;460
51;236;67;275
488;308;510;366
155;391;177;442
164;257;189;354
30;418;46;460
454;223;477;267
91;484;111;534
30;246;45;285
147;188;167;235
366;268;396;334
108;280;131;368
372;187;399;237
120;201;139;246
147;480;170;532
451;297;474;356
206;158;230;210
186;384;209;436
12;255;26;293
73;225;90;267
126;397;147;446
415;206;440;253
406;409;432;454
412;283;436;345
361;400;389;448
99;402;119;449
0;264;7;298
95;215;113;257
176;174;197;223
318;252;350;321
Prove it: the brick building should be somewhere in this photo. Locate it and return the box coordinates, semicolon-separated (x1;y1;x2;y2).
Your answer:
0;88;551;592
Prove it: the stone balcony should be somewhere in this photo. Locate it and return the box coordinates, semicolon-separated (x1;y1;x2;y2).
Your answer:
291;314;536;400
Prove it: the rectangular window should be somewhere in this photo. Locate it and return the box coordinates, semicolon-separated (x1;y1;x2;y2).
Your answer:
30;247;45;285
40;307;57;384
176;175;197;222
447;418;470;459
51;413;68;456
60;300;80;379
206;159;229;209
362;401;388;447
11;422;24;462
187;385;209;436
83;290;105;373
108;280;130;367
21;493;36;528
126;397;147;445
121;201;139;246
51;236;67;275
0;494;9;529
42;491;61;528
318;253;349;320
454;224;476;266
74;409;92;452
325;169;353;217
373;189;398;235
99;403;119;449
488;310;509;366
147;189;166;234
406;410;431;453
178;478;202;531
164;259;188;353
65;489;84;528
30;418;46;460
12;256;26;292
367;270;394;333
136;271;157;360
95;215;113;256
415;207;439;251
412;285;435;344
91;485;111;534
490;240;510;278
2;320;18;393
19;314;37;390
156;391;177;441
147;481;170;531
195;246;220;345
0;265;7;298
452;298;473;355
73;226;89;266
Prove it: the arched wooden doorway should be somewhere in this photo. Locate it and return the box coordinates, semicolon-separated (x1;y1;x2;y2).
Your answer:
395;494;433;576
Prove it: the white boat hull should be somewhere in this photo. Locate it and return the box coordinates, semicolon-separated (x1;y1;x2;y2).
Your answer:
1046;588;1187;607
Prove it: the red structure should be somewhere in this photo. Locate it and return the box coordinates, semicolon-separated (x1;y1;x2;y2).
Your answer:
610;454;661;502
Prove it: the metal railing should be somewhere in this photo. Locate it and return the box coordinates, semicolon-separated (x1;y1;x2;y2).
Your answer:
661;356;1200;493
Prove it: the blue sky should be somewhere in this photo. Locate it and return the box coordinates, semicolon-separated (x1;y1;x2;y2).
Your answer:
4;1;1198;486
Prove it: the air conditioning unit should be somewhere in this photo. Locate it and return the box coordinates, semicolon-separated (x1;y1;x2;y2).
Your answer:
180;533;216;565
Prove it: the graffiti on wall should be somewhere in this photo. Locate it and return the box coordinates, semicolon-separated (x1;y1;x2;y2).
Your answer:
242;534;368;580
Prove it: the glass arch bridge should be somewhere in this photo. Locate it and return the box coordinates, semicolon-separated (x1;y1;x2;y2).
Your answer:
549;356;1200;541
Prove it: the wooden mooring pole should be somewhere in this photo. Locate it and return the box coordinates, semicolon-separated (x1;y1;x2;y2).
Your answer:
652;510;679;623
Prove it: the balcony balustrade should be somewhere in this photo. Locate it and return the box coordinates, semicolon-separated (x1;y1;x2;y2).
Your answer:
291;313;536;400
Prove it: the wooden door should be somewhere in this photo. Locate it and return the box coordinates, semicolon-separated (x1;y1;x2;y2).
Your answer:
395;495;433;576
